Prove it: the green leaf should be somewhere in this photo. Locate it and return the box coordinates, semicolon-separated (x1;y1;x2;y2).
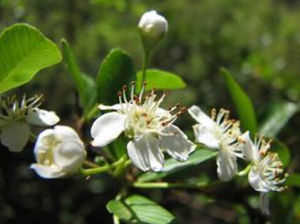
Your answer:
138;149;217;182
0;23;61;94
106;200;132;221
286;174;300;188
107;195;175;224
270;140;290;168
124;195;175;224
97;48;135;104
220;68;257;135
61;39;96;112
259;101;298;138
136;69;186;91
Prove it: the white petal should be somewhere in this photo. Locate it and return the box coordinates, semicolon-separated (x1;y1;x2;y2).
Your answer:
54;125;81;141
91;112;126;147
99;104;123;111
30;164;65;178
188;105;215;129
217;148;238;181
248;168;270;192
156;108;171;118
53;140;86;173
239;131;258;162
26;109;60;126
160;125;196;161
33;129;55;158
193;124;219;149
127;134;164;171
1;121;30;152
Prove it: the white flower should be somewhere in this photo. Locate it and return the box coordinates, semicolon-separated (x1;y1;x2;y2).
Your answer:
30;125;86;178
239;132;287;215
0;95;59;152
138;10;168;39
188;105;242;181
91;83;195;172
239;131;287;192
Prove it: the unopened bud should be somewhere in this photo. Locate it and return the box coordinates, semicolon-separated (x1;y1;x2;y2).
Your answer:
138;10;168;52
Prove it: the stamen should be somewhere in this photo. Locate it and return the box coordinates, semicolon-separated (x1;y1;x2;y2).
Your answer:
168;103;181;113
210;108;216;120
130;82;135;100
139;82;146;102
122;85;128;103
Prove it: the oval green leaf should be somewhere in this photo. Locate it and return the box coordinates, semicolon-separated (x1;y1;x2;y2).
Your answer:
106;200;132;221
136;69;186;92
96;48;135;104
0;23;62;94
124;195;175;224
138;149;217;182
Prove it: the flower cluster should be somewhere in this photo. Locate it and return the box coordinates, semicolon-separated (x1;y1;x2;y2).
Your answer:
0;9;289;217
188;105;287;214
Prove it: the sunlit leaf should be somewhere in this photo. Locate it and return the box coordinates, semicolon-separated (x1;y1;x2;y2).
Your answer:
138;149;217;182
259;101;298;138
124;195;175;224
136;69;186;92
0;23;61;93
220;68;257;135
96;48;135;104
106;195;175;224
106;200;132;221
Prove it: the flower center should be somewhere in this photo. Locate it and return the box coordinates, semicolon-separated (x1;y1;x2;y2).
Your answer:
0;94;43;121
118;82;185;137
37;135;60;166
256;152;287;191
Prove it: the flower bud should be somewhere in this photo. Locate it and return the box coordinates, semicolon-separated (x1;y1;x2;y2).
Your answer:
31;126;86;178
138;10;168;51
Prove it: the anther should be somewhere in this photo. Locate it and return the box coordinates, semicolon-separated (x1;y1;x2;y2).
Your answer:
211;108;216;119
117;91;122;97
180;107;187;113
151;88;157;94
122;85;127;91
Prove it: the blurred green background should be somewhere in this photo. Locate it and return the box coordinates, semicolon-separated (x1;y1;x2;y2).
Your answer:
1;0;300;223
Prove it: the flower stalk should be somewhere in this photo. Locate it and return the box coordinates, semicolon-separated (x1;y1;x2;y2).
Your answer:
80;156;131;176
132;180;222;189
